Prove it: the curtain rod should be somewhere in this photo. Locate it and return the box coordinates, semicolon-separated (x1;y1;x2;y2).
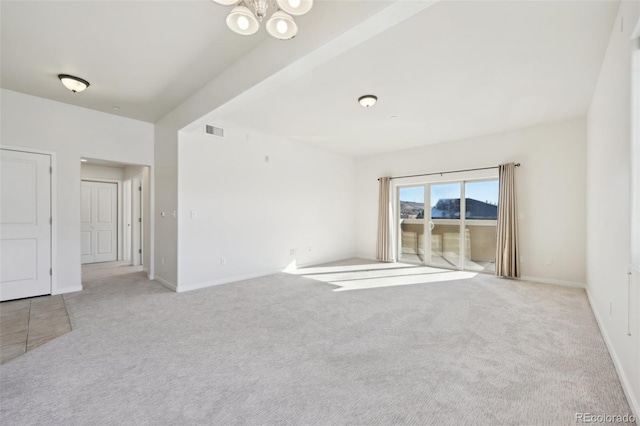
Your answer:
378;163;521;181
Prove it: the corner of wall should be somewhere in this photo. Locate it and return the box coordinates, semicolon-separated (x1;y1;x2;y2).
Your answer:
585;0;640;419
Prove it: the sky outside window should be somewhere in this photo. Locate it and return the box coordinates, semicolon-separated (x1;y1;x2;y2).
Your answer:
400;181;498;206
465;180;499;205
430;183;460;208
400;181;499;220
399;186;424;203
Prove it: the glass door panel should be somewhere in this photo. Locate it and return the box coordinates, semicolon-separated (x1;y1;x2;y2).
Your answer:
428;183;462;269
397;178;499;272
463;180;499;272
398;186;425;264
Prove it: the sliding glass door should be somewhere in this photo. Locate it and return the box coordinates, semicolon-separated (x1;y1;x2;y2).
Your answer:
463;180;499;272
428;182;463;269
398;179;498;273
398;186;425;263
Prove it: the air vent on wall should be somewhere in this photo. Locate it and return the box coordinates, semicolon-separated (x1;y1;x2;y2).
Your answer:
205;125;224;137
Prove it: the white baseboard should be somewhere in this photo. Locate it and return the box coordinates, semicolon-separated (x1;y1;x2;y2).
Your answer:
153;275;177;292
517;275;585;289
176;269;282;293
147;273;154;280
53;285;83;295
585;288;639;419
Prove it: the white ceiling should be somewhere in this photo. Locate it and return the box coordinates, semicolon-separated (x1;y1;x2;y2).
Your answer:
1;1;267;122
1;1;620;157
215;1;619;157
1;0;389;123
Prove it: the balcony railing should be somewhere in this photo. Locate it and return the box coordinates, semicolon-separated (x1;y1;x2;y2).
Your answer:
399;219;496;273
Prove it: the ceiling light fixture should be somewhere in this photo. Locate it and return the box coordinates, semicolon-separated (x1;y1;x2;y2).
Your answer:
58;74;90;93
358;95;377;108
80;158;88;162
212;0;312;40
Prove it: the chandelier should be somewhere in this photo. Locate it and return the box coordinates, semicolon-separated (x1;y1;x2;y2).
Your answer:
212;0;313;40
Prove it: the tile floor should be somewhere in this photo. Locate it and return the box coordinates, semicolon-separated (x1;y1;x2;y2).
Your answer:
0;295;72;364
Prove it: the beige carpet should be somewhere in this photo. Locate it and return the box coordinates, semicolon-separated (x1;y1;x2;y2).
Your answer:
0;259;634;425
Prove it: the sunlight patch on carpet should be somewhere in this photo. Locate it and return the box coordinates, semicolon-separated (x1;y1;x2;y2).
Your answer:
293;261;477;291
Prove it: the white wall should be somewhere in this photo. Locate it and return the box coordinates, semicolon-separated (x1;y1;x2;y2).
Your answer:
177;124;356;291
1;89;154;294
150;10;394;289
586;0;640;416
81;164;124;181
153;120;179;287
355;118;587;287
124;165;144;181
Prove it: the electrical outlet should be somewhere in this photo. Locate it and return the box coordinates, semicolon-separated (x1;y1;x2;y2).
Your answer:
161;257;165;265
610;302;612;316
289;249;296;256
220;257;226;265
520;256;524;263
545;257;552;266
308;247;311;252
190;210;197;218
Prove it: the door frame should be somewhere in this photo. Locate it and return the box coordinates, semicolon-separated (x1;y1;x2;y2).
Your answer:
0;145;57;295
121;176;143;266
81;178;122;262
123;180;132;262
131;175;143;267
393;168;499;270
425;181;465;270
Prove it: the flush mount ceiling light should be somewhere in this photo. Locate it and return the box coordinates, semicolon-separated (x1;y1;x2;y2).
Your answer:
212;0;312;40
58;74;90;93
358;95;377;108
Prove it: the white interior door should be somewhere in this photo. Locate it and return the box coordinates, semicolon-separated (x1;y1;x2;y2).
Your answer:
81;181;117;264
0;149;51;301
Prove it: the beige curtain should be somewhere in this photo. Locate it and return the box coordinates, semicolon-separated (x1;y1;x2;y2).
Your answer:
376;177;395;262
496;163;520;278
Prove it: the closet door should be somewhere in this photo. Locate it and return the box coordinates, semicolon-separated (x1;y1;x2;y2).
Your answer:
81;181;117;264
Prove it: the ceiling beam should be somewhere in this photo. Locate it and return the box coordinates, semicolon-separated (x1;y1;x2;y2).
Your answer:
179;0;441;133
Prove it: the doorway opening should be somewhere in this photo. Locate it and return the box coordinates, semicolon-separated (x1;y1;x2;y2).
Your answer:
397;178;499;273
80;159;150;273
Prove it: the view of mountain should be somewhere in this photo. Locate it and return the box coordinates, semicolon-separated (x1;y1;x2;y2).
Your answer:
400;199;497;220
400;201;425;219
